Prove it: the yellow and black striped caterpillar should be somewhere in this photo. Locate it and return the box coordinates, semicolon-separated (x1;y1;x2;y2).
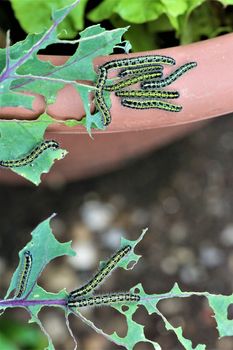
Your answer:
121;98;182;112
67;245;140;309
94;55;176;125
104;71;163;92
69;245;131;300
68;293;140;308
115;89;180;99
141;62;197;89
15;250;32;299
118;64;164;78
101;55;176;71
94;66;111;126
0;140;59;168
94;55;197;123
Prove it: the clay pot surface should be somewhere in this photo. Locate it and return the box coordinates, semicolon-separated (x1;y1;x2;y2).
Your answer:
0;33;231;183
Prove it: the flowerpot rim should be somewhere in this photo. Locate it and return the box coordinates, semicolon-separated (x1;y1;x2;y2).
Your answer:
1;33;233;134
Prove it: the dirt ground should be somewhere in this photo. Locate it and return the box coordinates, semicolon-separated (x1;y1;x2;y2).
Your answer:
0;114;233;350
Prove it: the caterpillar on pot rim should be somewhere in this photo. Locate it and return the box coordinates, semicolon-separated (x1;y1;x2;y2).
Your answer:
121;98;182;112
0;140;59;168
101;55;176;71
116;89;180;99
118;64;164;78
94;66;111;126
104;71;163;92
141;62;197;89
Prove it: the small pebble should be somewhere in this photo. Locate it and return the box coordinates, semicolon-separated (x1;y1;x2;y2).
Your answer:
68;242;97;270
169;222;188;243
102;227;125;249
179;265;204;284
199;246;224;268
160;256;178;275
130;208;150;226
162;196;180;214
174;247;195;265
80;200;116;231
220;224;233;246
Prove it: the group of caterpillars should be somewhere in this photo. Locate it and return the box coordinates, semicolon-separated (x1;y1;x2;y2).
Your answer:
14;245;140;309
0;56;197;168
94;55;197;126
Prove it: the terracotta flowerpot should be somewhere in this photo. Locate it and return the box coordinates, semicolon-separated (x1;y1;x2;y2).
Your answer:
1;33;232;184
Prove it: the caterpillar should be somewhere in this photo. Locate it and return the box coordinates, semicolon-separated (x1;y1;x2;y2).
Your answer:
95;88;111;126
68;245;131;300
95;66;107;90
94;66;111;126
68;293;140;308
101;55;176;71
116;89;180;99
121;98;182;112
15;250;32;299
0;140;59;168
104;71;163;92
118;64;164;78
141;62;197;89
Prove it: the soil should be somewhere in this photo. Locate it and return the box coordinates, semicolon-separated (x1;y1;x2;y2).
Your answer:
0;114;233;350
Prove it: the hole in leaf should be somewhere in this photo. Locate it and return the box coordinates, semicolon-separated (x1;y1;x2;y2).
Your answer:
127;260;136;269
132;305;161;342
93;307;128;338
37;308;71;348
158;296;218;348
134;287;140;294
227;304;233;320
133;341;156;350
121;305;129;312
217;336;233;349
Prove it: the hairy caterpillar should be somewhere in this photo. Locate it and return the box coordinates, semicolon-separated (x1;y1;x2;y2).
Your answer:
101;55;176;71
121;98;182;112
68;245;131;300
15;250;32;299
116;89;180;99
68;293;140;308
118;64;164;78
141;62;197;89
104;71;163;92
0;140;59;168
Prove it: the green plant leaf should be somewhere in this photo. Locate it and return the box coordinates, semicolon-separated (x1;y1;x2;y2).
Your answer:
3;217;233;349
0;333;18;350
11;0;89;38
2;215;75;349
5;214;75;300
88;0;164;23
178;1;230;44
219;0;233;4
0;15;127;132
207;294;233;337
0;114;67;185
0;317;47;349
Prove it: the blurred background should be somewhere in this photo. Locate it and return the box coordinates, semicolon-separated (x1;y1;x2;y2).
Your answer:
1;0;233;349
0;115;233;349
